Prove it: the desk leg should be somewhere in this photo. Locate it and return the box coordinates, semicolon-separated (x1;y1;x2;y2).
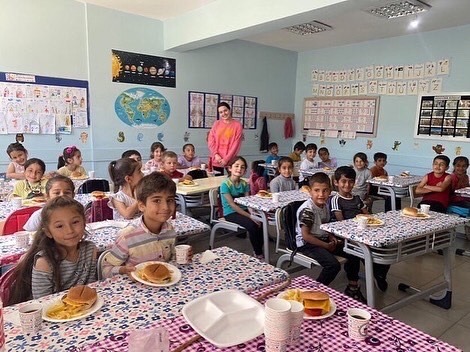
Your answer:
429;239;453;309
176;194;187;215
261;212;270;264
358;243;376;308
388;186;397;211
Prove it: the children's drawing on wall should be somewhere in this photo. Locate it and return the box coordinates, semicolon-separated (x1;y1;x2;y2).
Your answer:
184;132;190;142
432;144;445;154
413;142;419;150
366;139;373;149
339;139;346;147
16;133;24;143
79;132;88;143
56;114;72;134
455;146;462;155
117;131;125;142
39;114;55;134
254;133;259;141
157;132;164;142
137;133;144;142
392;140;401;151
55;132;62;143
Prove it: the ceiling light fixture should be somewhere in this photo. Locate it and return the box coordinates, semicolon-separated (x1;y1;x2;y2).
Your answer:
284;21;333;35
365;0;431;19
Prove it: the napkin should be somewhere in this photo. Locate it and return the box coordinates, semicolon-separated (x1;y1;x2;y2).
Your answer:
4;311;21;326
86;220;129;231
199;250;219;264
128;327;169;352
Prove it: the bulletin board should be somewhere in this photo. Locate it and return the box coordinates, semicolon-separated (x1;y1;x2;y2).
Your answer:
415;93;470;140
188;91;257;129
302;96;380;138
0;71;89;135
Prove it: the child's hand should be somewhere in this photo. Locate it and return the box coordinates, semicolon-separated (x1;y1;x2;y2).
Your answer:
119;265;136;275
326;241;337;252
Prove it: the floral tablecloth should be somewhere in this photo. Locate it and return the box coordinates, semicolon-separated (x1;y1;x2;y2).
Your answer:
455;187;470;198
367;175;422;188
3;247;289;351
320;210;468;247
73;275;461;352
235;190;309;212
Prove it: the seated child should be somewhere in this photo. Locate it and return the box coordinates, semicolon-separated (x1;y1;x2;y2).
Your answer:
264;142;280;179
289;141;305;183
269;157;296;193
450;156;469;208
249;160;267;195
12;158;48;199
299;143;317;186
416;155;453;213
317;147;337;169
144;142;165;171
369;152;401;211
108;158;143;220
161;151;192;182
177;143;202;169
102;172;179;278
122;149;142;164
23;175;75;231
6;142;28;180
352;152;373;210
331;166;390;293
7;197;97;305
296;172;364;301
57;146;87;178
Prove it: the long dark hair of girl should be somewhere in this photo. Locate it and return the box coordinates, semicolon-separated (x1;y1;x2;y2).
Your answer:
57;145;80;169
108;158;140;193
226;156;247;176
7;197;86;306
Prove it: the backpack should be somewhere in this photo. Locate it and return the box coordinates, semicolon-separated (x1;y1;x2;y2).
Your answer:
85;198;113;223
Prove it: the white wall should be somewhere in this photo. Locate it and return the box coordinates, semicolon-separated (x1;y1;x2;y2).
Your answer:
294;25;470;175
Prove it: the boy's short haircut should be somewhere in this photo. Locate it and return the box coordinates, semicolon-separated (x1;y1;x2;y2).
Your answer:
135;172;176;203
434;155;450;167
268;142;278;150
161;151;178;161
309;172;331;188
453;156;469;167
293;141;306;151
373;152;387;161
334;166;356;181
121;149;141;159
305;143;318;152
318;147;329;154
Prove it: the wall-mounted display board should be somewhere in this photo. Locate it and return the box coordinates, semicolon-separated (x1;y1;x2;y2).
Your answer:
188;91;257;129
0;71;89;135
302;96;380;138
415;94;470;140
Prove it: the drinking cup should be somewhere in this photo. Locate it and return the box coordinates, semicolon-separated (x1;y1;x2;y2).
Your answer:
175;245;192;264
387;175;394;183
347;308;371;341
288;300;304;345
264;299;291;341
15;231;30;248
19;303;43;334
357;217;368;229
420;204;430;214
88;170;95;179
272;193;280;202
265;337;287;352
271;160;277;165
11;197;22;209
172;178;179;185
200;163;206;170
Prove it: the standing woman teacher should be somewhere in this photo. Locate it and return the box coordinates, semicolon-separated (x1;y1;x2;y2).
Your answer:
208;102;243;174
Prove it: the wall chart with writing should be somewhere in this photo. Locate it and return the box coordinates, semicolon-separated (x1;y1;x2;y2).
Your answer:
303;96;380;138
416;94;470;139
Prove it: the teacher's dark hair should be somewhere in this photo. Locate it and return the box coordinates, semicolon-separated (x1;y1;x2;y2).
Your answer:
217;102;231;111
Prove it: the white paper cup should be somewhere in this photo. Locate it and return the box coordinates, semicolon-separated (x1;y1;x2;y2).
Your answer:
288;300;304;345
271;160;277;165
175;244;192;264
272;193;280;202
387;175;394;183
15;231;30;248
420;204;431;214
264;299;291;341
19;303;43;334
347;308;371;341
88;170;95;179
172;178;179;185
11;197;22;209
357;217;368;229
265;337;287;352
200;163;206;170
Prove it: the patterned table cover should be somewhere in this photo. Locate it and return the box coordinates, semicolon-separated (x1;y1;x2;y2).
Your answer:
0;212;210;268
320;210;468;247
234;190;309;212
367;175;423;188
300;168;336;177
3;247;289;351
72;275;461;352
455;187;470;198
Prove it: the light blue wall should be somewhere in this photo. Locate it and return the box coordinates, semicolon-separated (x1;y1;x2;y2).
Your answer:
295;25;470;175
0;0;298;178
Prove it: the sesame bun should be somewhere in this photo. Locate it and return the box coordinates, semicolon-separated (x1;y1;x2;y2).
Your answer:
402;207;419;217
375;175;388;181
62;285;97;309
141;263;171;284
91;191;105;199
300;290;330;316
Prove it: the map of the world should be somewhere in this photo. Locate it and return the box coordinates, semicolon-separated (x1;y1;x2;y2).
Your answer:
114;87;170;127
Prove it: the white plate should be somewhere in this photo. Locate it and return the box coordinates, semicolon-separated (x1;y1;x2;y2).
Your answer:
179;181;199;187
182;290;264;348
401;212;431;220
42;294;104;323
255;193;272;199
277;290;337;320
131;261;182;287
70;176;89;180
353;216;385;227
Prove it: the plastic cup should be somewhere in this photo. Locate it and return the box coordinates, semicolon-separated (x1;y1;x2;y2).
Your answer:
175;245;192;264
272;193;280;202
11;197;22;209
200;163;206;170
88;170;95;178
357;217;368;229
288;300;304;345
387;176;394;183
19;303;43;334
264;299;291;341
347;308;371;341
15;231;30;248
172;178;179;185
420;204;431;214
271;160;277;165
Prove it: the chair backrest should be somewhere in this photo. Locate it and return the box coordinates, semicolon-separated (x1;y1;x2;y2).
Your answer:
97;249;110;281
209;188;220;223
77;179;110;194
281;201;305;251
2;206;42;235
0;265;17;305
84;198;113;223
187;169;208;180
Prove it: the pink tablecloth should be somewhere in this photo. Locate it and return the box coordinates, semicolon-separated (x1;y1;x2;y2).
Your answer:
75;275;461;352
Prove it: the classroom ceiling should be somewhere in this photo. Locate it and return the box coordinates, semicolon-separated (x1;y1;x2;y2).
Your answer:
76;0;470;52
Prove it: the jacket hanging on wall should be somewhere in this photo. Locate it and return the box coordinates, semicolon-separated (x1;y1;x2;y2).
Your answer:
284;117;294;139
260;117;269;152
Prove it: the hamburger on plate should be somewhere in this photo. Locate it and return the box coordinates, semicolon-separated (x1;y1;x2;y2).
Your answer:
257;190;272;198
46;285;97;319
300;290;330;317
141;263;172;284
91;191;106;199
402;207;428;218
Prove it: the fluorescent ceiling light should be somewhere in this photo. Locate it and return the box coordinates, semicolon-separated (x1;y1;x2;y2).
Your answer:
284;21;333;35
365;0;431;19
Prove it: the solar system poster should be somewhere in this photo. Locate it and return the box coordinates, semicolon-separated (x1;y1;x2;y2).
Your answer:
111;50;176;88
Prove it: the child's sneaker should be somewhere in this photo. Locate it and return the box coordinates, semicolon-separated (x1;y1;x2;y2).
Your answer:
344;284;367;304
253;252;265;260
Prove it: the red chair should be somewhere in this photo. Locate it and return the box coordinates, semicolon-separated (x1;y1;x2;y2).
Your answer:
0;265;17;306
2;206;41;235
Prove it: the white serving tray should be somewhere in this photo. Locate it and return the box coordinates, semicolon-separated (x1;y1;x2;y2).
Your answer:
182;289;264;348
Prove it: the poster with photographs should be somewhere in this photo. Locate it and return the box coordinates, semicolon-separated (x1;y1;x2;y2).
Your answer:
416;94;470;139
188;91;257;129
303;96;380;137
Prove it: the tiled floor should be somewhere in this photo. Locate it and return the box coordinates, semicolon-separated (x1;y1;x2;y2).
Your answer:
187;200;470;351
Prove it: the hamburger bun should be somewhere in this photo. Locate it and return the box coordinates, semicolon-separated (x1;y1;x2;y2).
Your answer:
375;175;388;181
32;195;47;203
181;179;195;186
300;185;311;194
402;207;419;217
62;285;97;310
91;191;106;199
141;263;171;284
300;290;330;317
257;190;271;197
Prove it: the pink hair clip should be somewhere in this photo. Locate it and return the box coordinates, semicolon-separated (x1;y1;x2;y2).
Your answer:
66;145;77;154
